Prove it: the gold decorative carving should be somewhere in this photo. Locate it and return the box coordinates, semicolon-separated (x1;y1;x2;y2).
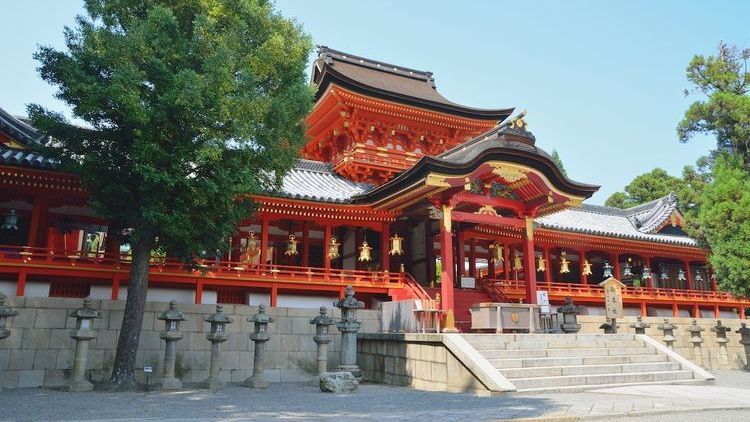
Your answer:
491;164;527;183
442;205;453;232
476;205;499;216
525;217;534;240
426;173;450;187
511;312;520;324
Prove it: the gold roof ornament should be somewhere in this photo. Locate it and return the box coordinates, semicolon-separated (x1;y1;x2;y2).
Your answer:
358;240;372;262
284;234;298;256
513;251;523;272
560;251;571;274
537;255;546;273
389;232;404;256
328;237;341;260
582;259;593;276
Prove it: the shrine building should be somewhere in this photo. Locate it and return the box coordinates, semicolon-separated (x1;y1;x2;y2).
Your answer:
1;46;747;329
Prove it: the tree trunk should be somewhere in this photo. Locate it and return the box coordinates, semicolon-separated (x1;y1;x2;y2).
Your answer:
107;230;153;390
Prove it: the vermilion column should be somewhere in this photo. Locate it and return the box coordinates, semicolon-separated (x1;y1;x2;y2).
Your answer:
439;205;455;314
543;247;552;285
381;222;390;272
579;249;588;285
16;270;27;296
468;238;476;278
456;224;465;281
302;222;310;267
613;253;622;280
523;217;538;304
260;215;270;267
323;224;332;271
503;243;510;280
425;221;434;285
27;196;49;247
645;256;654;288
684;260;693;290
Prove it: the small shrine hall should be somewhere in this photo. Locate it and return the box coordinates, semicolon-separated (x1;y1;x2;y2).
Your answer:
1;47;747;330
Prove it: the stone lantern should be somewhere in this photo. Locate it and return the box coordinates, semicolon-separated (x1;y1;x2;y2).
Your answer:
158;300;186;390
310;306;336;375
203;305;233;389
629;316;651;335
334;285;365;379
710;320;731;365
0;293;18;341
736;323;750;370
686;319;705;367
656;318;677;350
68;298;102;392
599;318;619;334
557;297;582;333
245;304;274;389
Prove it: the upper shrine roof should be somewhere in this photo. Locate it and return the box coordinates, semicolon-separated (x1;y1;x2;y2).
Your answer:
275;159;371;203
0;106;57;169
536;193;695;246
311;47;514;121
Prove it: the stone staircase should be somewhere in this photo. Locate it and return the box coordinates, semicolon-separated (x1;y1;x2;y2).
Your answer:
462;333;710;393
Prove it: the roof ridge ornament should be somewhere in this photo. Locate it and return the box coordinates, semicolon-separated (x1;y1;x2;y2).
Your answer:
509;110;528;131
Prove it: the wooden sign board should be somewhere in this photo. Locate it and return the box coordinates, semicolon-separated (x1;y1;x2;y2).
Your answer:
598;277;625;319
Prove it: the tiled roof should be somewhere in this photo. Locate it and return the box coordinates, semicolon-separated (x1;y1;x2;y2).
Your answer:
275;159;372;203
535;194;695;246
0;106;39;144
0;145;57;169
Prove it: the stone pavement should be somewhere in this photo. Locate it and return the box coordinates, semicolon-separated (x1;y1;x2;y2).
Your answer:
0;371;748;421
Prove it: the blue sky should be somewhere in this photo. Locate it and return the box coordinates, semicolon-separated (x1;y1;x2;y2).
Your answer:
2;1;748;204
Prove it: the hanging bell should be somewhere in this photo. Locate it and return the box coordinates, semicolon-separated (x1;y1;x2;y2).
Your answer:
358;240;372;262
389;232;404;256
1;208;18;230
582;259;593;276
536;255;546;272
559;251;570;274
513;251;523;271
328;237;341;260
284;234;298;256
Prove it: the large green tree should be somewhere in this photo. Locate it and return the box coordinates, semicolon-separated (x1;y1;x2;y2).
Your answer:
30;0;313;389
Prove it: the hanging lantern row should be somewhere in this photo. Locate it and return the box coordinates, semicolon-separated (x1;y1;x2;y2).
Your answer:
582;259;593;276
642;266;652;280
358;240;372;262
623;260;633;277
328;237;341;259
389;233;404;256
489;242;503;265
284;234;298;256
559;251;570;274
536;255;546;272
513;251;523;271
603;261;613;278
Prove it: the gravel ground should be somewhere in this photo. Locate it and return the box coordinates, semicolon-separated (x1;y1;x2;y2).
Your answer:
0;370;747;421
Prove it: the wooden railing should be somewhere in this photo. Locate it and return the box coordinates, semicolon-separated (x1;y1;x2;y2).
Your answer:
0;245;410;292
484;278;749;307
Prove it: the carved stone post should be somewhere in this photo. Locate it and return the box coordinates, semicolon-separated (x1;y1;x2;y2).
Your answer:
158;300;186;390
245;304;274;388
629;316;651;335
203;305;233;389
657;318;677;350
310;306;335;375
736;323;750;370
334;285;365;379
686;319;705;367
711;320;731;366
68;298;102;392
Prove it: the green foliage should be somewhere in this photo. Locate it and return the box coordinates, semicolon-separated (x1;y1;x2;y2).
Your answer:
29;0;314;258
698;154;750;298
678;42;750;168
550;149;568;177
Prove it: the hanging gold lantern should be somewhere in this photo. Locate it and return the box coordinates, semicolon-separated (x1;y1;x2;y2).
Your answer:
582;259;593;276
513;251;523;271
328;237;341;259
490;242;504;265
389;232;404;256
284;234;298;256
537;255;546;272
246;231;260;257
358;240;372;262
560;251;571;274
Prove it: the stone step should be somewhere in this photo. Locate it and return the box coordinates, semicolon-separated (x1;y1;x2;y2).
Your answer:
467;339;645;350
500;361;682;379
477;346;656;359
513;378;706;394
489;353;669;369
510;370;694;391
463;333;638;342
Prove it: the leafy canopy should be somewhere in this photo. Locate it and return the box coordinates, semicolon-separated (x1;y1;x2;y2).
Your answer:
29;0;314;257
550;149;568;177
698;154;750;297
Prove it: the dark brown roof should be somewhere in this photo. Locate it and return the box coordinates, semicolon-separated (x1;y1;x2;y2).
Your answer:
312;47;514;121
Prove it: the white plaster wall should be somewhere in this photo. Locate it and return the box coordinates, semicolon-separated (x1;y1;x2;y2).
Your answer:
247;293;338;309
0;280;16;297
116;286;196;304
24;281;50;297
89;285;112;300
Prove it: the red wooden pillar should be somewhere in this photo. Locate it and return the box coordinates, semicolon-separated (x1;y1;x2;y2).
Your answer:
381;222;390;272
487;245;495;279
543;247;552;285
27;196;49;247
195;280;203;304
693;304;700;319
270;284;278;307
645;256;654;288
714;305;720;318
613;253;622;280
456;224;465;280
425;221;434;284
260;215;270;267
16;270;27;296
302;221;310;267
640;302;647;317
740;306;746;320
323;224;332;271
503;243;510;280
468;238;476;278
672;303;679;318
438;206;454;314
684;260;693;290
523;217;538;304
111;275;121;300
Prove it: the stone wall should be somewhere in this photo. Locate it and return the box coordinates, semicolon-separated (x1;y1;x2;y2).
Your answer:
576;315;749;370
0;296;380;389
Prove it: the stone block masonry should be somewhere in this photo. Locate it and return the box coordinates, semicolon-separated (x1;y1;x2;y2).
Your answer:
0;297;380;389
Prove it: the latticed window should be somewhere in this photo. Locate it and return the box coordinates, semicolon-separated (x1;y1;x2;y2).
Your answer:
216;288;246;305
49;281;90;298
